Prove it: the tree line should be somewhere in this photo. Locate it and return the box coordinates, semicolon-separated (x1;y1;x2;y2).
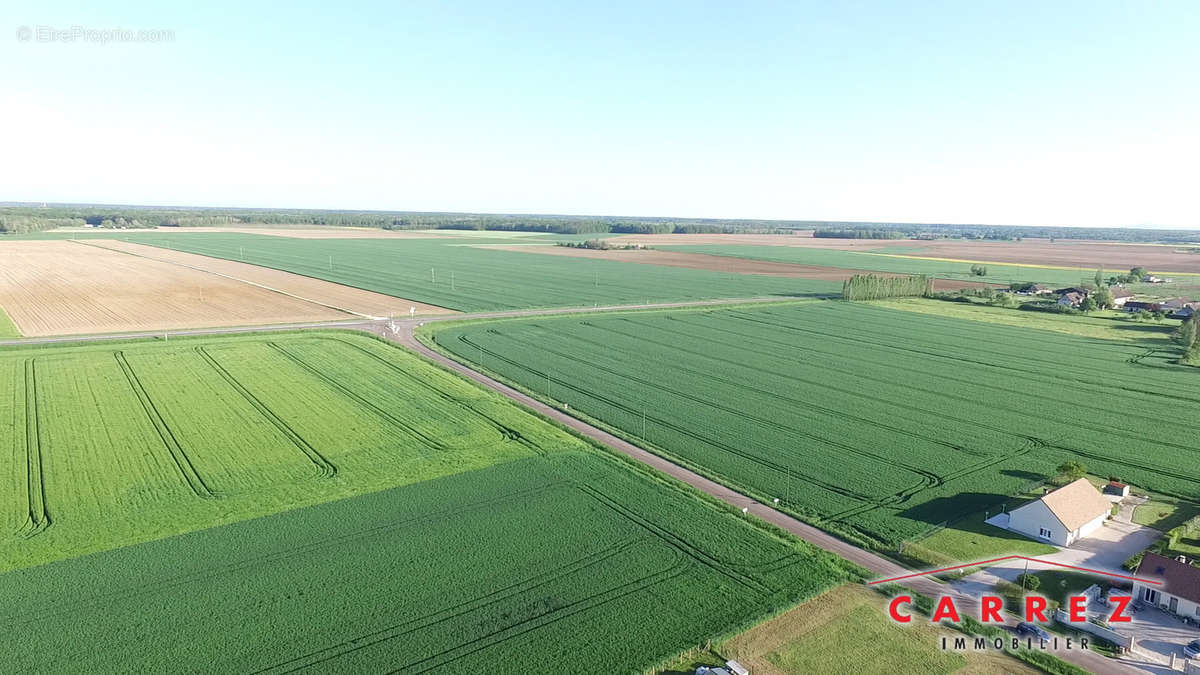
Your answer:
842;274;933;300
813;229;904;239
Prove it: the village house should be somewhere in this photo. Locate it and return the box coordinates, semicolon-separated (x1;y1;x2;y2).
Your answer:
1058;292;1085;309
1133;552;1200;620
1006;478;1112;547
1109;287;1135;307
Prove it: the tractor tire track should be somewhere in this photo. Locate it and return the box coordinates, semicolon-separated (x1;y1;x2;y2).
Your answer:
17;359;50;538
114;352;217;499
195;346;337;479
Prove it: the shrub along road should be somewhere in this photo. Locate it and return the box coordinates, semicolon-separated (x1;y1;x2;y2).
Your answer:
0;298;1149;674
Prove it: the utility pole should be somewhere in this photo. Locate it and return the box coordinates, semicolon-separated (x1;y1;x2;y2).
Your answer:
329;255;333;271
431;268;435;283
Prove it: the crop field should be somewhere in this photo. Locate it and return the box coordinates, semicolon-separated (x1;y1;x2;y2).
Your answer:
658;244;1117;287
96;232;840;310
0;354;853;671
0;240;355;335
0;306;17;337
430;301;1200;550
481;245;996;291
0;331;596;571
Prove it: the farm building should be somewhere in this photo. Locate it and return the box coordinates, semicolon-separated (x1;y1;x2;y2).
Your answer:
1123;301;1167;313
1006;478;1112;547
1103;480;1130;498
1133;553;1200;620
1109;287;1135;307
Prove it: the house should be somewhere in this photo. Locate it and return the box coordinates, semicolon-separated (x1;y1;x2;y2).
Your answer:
1056;287;1091;296
1007;478;1112;547
1133;552;1200;621
1162;298;1192;310
1058;292;1085;308
1028;284;1053;295
1142;275;1167;284
1103;480;1130;498
1109;287;1135;307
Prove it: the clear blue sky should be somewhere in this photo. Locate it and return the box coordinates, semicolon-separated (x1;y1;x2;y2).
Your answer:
3;1;1198;226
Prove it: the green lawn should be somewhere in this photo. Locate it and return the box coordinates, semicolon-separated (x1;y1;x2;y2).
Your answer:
428;301;1200;550
654;584;1045;675
912;506;1056;564
1133;495;1200;531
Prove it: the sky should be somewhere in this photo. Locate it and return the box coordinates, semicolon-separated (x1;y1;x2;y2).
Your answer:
1;1;1197;227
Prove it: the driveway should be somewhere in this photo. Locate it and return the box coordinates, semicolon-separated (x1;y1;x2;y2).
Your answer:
1117;603;1200;671
955;519;1161;598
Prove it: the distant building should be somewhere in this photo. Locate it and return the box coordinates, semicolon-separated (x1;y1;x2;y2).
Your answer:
1142;275;1166;284
1028;284;1054;295
1133;552;1200;620
1007;478;1112;547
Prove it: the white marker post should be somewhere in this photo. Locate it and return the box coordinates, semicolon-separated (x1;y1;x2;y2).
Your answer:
409;307;415;318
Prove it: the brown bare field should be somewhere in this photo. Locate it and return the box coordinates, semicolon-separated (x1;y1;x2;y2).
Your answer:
483;244;995;291
610;233;1200;273
0;241;355;336
866;238;1200;273
88;240;454;318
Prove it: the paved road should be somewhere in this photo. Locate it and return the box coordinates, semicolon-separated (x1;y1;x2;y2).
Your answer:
0;299;1147;674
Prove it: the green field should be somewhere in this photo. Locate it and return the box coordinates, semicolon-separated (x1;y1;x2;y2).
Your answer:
661;245;1109;287
1;331;571;571
429;301;1200;550
0;306;18;338
0;330;853;671
88;232;839;310
0;451;853;672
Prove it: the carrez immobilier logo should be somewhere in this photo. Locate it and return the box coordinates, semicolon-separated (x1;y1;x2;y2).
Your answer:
869;554;1162;652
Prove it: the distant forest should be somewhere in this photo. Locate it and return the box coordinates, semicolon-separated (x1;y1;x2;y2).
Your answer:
1;203;1198;243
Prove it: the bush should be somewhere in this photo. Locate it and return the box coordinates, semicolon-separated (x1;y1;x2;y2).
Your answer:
1016;573;1042;591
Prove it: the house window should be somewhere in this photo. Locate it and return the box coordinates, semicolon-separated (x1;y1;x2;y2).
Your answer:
1038;527;1051;538
1144;588;1158;604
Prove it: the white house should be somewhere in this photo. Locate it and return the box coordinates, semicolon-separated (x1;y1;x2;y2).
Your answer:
1007;478;1112;547
1133;552;1200;621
